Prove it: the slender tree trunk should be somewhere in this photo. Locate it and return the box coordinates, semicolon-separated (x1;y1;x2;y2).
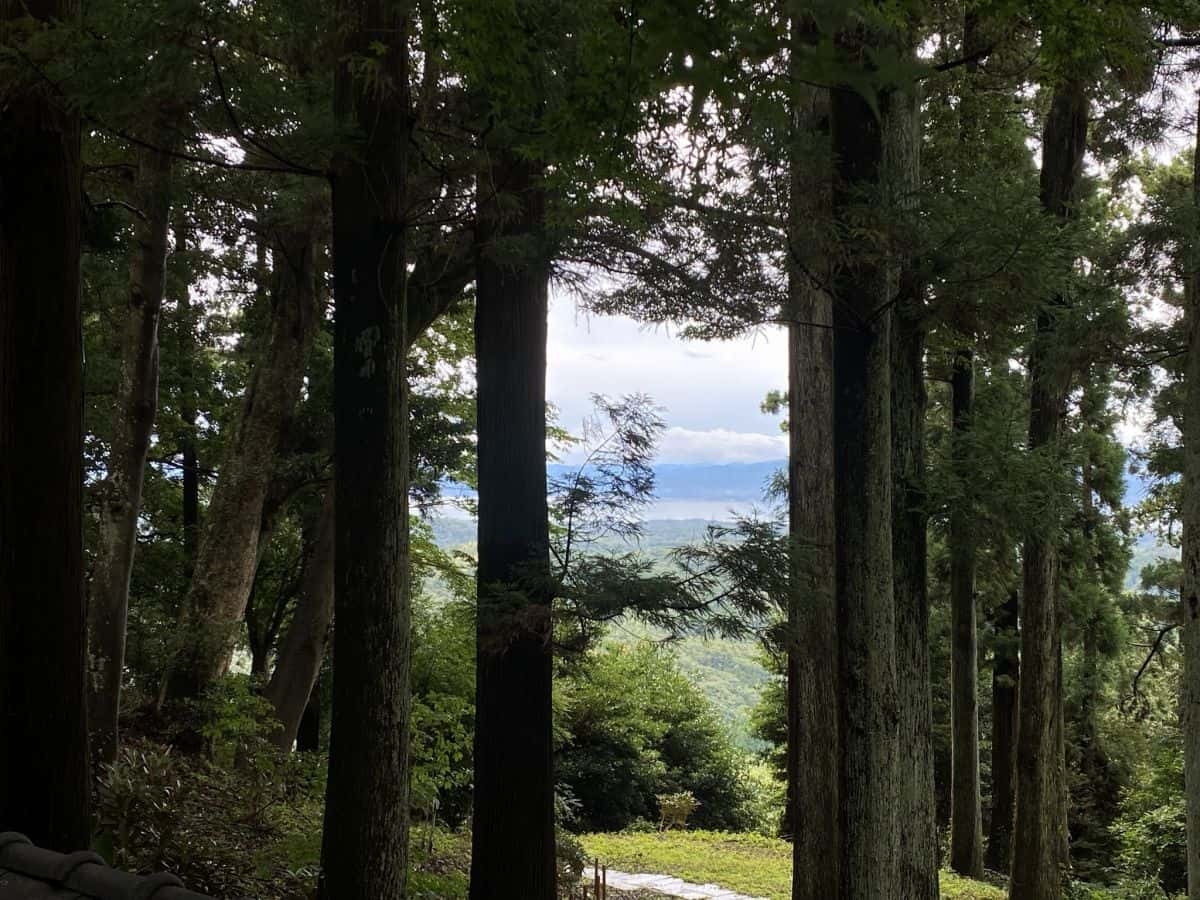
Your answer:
154;217;200;717
986;586;1020;872
244;500;295;679
469;153;556;900
888;74;939;900
785;33;839;897
0;0;91;849
296;675;322;752
831;61;898;900
1181;93;1200;900
176;222;201;576
169;221;320;700
1010;81;1088;900
88;143;174;766
949;349;984;877
318;0;412;894
265;485;334;752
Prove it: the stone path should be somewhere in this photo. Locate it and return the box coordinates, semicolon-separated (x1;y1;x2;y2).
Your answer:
586;869;768;900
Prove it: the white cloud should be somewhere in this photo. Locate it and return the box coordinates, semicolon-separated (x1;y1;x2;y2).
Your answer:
547;293;788;437
655;426;787;464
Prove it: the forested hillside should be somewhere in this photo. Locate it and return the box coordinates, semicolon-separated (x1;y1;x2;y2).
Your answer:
10;2;1200;900
430;513;770;748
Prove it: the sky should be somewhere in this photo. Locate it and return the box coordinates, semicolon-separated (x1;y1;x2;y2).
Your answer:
546;292;789;466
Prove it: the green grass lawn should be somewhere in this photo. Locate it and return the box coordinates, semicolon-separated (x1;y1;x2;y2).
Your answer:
581;831;1006;900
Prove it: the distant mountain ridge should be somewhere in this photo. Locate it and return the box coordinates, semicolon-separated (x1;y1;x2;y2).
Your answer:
448;458;1153;505
553;460;783;502
441;459;784;504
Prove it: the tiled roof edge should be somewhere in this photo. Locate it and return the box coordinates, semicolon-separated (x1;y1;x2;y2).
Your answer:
0;832;211;900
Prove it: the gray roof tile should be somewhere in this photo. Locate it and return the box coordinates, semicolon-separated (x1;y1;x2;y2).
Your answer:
0;833;210;900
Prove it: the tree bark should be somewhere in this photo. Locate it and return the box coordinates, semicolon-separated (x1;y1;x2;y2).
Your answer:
317;0;413;894
893;313;938;898
1010;80;1087;900
949;349;984;877
986;587;1020;873
176;221;201;575
0;0;91;850
888;75;939;900
831;65;899;900
169;220;320;700
87;143;174;766
265;485;334;752
469;153;556;900
785;29;839;898
1181;93;1200;900
296;674;321;753
262;243;468;754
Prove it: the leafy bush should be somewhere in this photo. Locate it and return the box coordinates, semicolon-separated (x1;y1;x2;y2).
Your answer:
737;760;786;837
1112;725;1187;894
557;827;588;885
557;644;758;832
411;596;476;824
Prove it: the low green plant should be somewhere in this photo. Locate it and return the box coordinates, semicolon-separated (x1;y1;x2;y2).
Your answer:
94;735;323;899
655;791;699;830
1064;879;1179;900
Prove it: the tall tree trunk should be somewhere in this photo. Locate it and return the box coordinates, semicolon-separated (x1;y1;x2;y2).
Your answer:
0;0;90;850
265;485;334;752
317;0;412;894
1010;80;1088;900
831;57;899;899
949;349;984;876
168;220;320;700
949;12;987;876
893;313;938;898
785;27;839;897
88;143;174;766
986;586;1020;872
1181;93;1200;900
469;153;556;900
888;75;938;900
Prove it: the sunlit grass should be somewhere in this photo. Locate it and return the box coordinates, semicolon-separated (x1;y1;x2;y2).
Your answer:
581;830;1007;900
